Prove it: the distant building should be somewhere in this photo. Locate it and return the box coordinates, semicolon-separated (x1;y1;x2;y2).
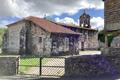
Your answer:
2;11;99;56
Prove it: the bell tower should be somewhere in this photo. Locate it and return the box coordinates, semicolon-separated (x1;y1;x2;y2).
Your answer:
80;10;91;28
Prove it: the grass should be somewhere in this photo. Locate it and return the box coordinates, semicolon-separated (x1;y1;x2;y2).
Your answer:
20;57;40;66
19;57;50;74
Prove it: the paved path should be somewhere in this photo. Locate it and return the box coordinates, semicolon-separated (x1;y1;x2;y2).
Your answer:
1;75;120;80
0;75;40;80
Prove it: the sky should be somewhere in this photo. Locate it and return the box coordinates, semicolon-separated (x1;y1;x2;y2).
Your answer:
0;0;104;30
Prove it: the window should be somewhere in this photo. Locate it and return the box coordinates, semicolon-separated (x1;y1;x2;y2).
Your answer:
39;37;42;43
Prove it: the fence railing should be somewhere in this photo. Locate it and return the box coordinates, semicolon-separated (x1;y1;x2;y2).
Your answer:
18;56;65;76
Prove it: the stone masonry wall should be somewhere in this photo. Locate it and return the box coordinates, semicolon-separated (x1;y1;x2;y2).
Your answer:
30;22;51;56
101;0;120;75
102;47;120;73
78;30;98;50
51;34;79;56
105;0;120;31
5;21;26;54
102;47;120;57
65;55;118;77
105;0;120;23
87;31;99;50
0;56;19;76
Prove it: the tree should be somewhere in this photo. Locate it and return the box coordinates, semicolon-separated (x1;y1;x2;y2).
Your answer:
98;30;118;47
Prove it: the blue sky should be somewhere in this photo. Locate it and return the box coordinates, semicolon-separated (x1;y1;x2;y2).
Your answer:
0;0;104;30
51;9;104;20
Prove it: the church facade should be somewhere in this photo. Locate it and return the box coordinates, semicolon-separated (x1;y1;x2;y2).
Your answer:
2;11;99;56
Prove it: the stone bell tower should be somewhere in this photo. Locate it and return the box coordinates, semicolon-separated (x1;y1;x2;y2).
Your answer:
80;10;91;28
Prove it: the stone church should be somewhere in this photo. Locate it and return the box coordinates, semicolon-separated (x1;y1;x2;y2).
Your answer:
2;11;99;56
56;11;98;50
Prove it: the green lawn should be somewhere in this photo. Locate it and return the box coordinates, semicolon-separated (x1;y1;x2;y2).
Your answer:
19;57;50;74
20;57;40;66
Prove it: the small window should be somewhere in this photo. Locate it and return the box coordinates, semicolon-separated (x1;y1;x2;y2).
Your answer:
39;37;42;43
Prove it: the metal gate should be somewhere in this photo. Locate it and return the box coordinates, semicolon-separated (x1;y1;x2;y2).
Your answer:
41;57;65;76
18;56;41;75
18;56;65;76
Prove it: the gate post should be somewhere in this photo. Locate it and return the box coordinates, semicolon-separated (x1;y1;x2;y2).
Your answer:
39;57;43;76
16;56;20;74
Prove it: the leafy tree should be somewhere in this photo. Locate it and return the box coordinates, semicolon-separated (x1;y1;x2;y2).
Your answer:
0;28;7;48
98;30;118;47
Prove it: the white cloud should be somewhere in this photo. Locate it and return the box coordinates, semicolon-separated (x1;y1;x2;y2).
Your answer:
0;0;104;29
0;0;104;17
55;17;104;30
91;17;104;30
55;17;79;25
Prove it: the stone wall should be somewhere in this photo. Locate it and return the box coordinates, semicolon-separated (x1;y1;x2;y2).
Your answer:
87;31;99;50
30;22;51;56
105;55;120;73
79;30;99;50
102;35;120;55
102;47;120;73
51;34;79;56
105;0;120;24
102;47;120;57
3;21;26;54
65;55;118;77
63;26;99;50
111;35;120;48
105;0;120;31
0;56;19;76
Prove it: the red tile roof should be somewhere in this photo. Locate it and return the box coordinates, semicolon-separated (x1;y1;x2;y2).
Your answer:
24;16;80;35
54;22;98;31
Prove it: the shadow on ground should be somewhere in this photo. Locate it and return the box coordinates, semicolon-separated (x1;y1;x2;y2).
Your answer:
37;74;120;80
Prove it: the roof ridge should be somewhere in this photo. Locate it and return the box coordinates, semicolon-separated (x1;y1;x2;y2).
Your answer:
25;16;80;35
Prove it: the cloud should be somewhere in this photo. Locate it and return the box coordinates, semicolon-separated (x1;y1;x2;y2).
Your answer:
55;17;79;25
91;17;104;30
55;17;104;30
0;0;104;17
0;0;104;29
